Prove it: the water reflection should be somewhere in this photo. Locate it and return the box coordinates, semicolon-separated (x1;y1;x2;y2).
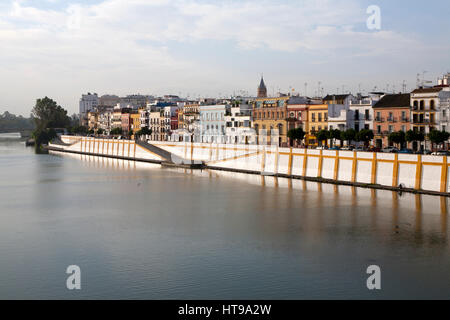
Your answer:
53;151;450;248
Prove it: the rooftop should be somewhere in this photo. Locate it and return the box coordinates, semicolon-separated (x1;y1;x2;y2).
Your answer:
373;93;410;108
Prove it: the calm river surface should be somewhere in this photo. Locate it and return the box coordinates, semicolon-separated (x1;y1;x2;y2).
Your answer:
1;139;450;299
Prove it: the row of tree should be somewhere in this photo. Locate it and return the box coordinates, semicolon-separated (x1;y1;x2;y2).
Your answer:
0;111;35;132
388;129;449;150
287;128;375;147
287;127;450;150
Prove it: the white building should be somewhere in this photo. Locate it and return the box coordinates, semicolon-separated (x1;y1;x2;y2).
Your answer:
98;109;113;134
225;103;256;144
139;108;149;129
149;110;162;141
198;105;229;143
327;104;350;131
349;92;384;131
411;87;450;135
79;93;99;126
162;106;178;141
323;94;355;131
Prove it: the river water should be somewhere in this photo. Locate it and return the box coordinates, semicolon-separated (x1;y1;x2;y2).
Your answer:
0;140;449;299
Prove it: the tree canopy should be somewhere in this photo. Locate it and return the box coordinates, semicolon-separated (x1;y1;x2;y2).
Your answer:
315;129;329;146
136;127;152;137
0;111;35;132
388;131;406;148
428;130;450;148
340;129;356;144
356;129;374;146
32;97;70;129
287;127;305;146
110;127;123;135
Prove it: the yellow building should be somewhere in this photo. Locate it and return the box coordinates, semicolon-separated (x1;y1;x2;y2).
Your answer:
130;113;141;135
252;96;289;146
306;104;328;146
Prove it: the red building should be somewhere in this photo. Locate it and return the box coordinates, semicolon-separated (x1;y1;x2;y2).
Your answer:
286;103;308;147
171;115;178;131
121;112;131;135
373;93;411;148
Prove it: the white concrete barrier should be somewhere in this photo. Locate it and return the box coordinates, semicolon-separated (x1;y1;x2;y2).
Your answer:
53;137;450;194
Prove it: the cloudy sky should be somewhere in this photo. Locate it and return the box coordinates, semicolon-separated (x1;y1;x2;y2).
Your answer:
0;0;449;116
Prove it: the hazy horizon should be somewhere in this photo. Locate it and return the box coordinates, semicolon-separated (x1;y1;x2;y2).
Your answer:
1;0;449;116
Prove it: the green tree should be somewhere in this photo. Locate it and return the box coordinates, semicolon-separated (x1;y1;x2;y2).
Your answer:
287;127;305;147
316;129;329;147
329;129;341;147
70;125;88;135
31;97;70;129
406;130;424;151
388;131;406;149
340;128;356;146
356;129;374;148
136;127;152;139
110;127;123;136
428;130;450;150
32;128;57;153
0;111;35;132
96;128;105;135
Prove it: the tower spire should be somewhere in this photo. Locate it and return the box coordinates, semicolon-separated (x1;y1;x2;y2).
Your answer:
257;75;267;98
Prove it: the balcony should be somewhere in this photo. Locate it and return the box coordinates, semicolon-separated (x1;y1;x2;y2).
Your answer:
387;117;396;123
412;119;436;125
374;117;384;123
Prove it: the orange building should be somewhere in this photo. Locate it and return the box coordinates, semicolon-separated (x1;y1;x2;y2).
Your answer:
373;93;411;148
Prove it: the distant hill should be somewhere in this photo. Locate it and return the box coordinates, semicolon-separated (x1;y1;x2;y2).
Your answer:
0;111;35;133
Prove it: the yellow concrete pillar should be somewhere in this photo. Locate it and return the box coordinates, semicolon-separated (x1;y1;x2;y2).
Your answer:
302;150;308;177
441;156;448;193
371;152;377;184
351;151;357;183
318;149;323;178
334;150;339;181
392;153;399;187
288;148;293;176
415;155;422;190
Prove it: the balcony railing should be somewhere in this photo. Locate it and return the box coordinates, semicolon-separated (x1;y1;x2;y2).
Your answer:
412;119;436;124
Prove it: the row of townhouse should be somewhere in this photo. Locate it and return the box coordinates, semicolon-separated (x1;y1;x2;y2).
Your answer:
81;74;450;149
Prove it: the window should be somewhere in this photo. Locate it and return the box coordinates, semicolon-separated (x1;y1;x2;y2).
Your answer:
388;125;393;133
365;110;370;120
401;111;406;121
318;113;322;122
312;114;316;122
376;112;381;121
430;100;435;110
401;125;406;132
420;100;424;110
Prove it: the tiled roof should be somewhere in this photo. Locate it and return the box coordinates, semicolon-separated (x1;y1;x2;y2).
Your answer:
373;93;410;108
411;87;443;94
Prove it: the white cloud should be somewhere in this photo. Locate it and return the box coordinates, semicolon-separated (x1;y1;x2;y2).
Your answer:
0;0;441;114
